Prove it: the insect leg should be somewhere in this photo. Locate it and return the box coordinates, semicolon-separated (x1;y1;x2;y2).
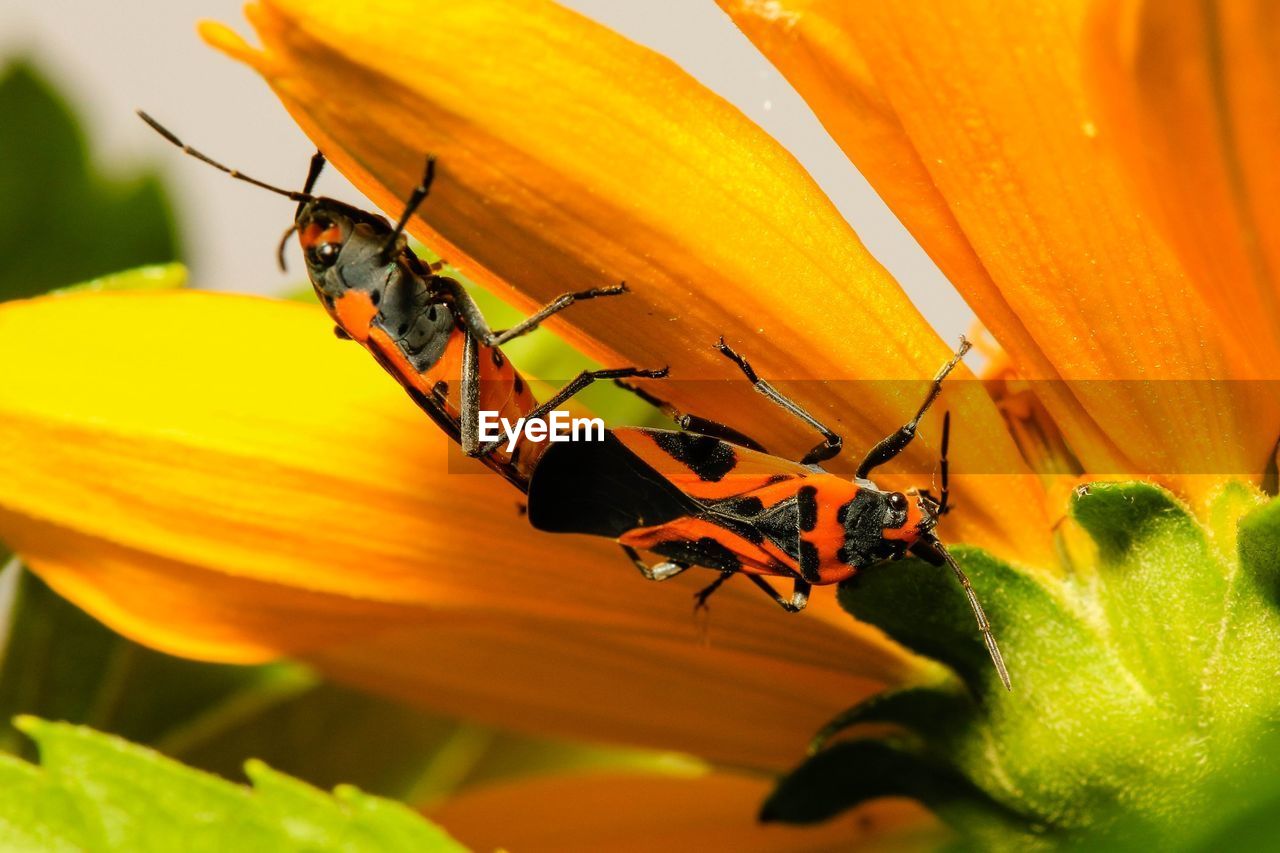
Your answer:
856;338;971;480
459;331;482;456
520;366;670;426
620;545;689;581
714;337;843;465
487;284;630;347
693;571;735;612
612;378;769;452
380;155;437;257
744;575;810;613
938;411;952;514
917;412;953;514
302;150;326;194
471;365;668;456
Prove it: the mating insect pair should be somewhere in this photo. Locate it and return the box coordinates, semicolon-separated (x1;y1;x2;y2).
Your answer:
140;112;665;491
141;114;1008;688
528;337;1012;690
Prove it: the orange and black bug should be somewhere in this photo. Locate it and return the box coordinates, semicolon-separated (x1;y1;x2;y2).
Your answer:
139;112;666;491
528;338;1011;689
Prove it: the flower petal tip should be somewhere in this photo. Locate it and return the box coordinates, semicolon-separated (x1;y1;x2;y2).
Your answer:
197;18;272;76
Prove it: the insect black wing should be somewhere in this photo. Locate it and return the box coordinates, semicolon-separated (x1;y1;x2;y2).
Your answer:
527;431;703;538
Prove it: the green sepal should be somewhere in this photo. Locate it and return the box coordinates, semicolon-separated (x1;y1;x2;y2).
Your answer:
806;684;976;755
761;738;1029;836
796;481;1280;849
837;546;1053;697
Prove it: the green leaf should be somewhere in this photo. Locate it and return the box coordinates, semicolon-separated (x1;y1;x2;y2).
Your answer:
0;61;179;301
48;263;187;296
0;717;467;853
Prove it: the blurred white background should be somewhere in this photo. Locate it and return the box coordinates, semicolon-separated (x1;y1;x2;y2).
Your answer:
1;0;971;341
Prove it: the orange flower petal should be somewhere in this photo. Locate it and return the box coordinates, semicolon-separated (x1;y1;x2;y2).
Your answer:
0;289;923;769
199;0;1053;565
1087;0;1280;349
716;0;1130;478
430;771;941;853
718;0;1280;498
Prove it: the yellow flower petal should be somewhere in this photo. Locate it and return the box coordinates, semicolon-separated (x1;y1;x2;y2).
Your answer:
0;289;922;769
718;0;1280;499
429;771;941;852
199;0;1053;565
1087;0;1280;348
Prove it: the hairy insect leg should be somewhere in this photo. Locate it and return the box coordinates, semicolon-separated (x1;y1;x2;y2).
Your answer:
693;571;734;612
620;545;689;582
856;339;971;480
612;379;769;452
745;575;810;613
302;150;326;194
522;366;670;426
459;332;482;456
917;411;954;515
473;365;669;456
488;284;631;346
714;337;843;466
433;279;628;351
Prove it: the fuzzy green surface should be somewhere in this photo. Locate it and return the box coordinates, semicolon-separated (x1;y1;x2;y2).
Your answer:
767;481;1280;850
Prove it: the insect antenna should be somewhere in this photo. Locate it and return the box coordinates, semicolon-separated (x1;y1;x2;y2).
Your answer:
137;111;313;203
935;538;1011;691
275;225;298;272
381;155;437;257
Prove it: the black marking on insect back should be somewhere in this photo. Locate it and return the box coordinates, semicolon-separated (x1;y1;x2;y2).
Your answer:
528;432;702;537
836;489;900;568
491;348;505;368
333;325;351;340
797;485;818;532
652;432;737;482
370;289;381;306
513;374;524;395
798;540;821;582
716;496;765;517
764;474;793;486
652;537;742;573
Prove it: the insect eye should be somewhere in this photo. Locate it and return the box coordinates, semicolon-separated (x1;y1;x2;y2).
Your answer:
308;242;341;268
887;492;908;512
